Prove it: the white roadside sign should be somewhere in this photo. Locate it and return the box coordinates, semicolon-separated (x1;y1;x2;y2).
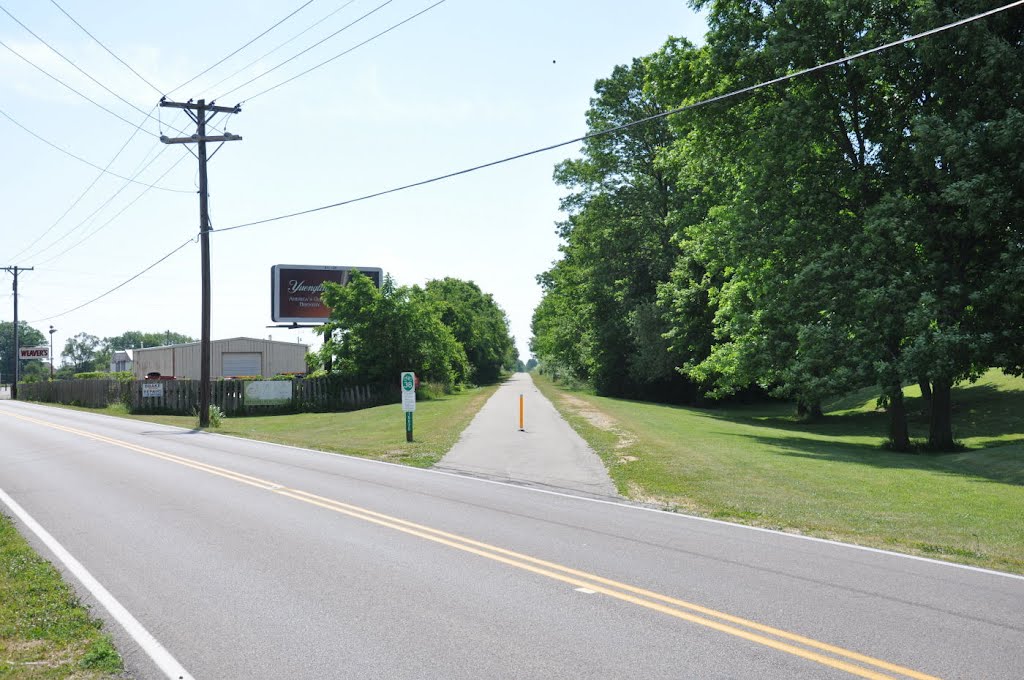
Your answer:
401;371;416;412
142;382;164;398
19;346;49;360
244;380;292;406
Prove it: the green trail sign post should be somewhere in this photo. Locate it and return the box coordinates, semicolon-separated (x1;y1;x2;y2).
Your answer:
401;371;416;442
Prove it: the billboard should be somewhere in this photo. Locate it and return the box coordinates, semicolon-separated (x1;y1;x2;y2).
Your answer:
271;265;383;323
19;346;49;360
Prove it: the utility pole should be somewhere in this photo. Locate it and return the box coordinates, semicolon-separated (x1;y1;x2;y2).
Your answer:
159;98;241;426
3;266;34;400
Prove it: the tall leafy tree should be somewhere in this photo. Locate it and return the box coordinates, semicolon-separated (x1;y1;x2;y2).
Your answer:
103;330;195;351
62;332;103;374
0;321;46;383
98;330;196;371
534;52;694;398
421;278;516;384
319;273;469;388
661;0;1023;448
871;0;1024;448
671;0;908;425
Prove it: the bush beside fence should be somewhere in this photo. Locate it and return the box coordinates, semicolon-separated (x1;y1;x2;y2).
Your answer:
17;377;399;416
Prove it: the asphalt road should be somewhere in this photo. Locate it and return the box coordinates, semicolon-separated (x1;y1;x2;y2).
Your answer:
436;373;618;498
1;399;1022;679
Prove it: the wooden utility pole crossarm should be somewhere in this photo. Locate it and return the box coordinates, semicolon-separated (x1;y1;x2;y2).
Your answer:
161;134;242;144
159;100;240;114
159;98;241;427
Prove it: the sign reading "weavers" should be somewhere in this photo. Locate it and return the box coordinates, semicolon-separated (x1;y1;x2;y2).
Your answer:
19;346;49;360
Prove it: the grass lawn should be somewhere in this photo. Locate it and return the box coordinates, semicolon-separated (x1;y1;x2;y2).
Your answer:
0;515;122;679
69;383;501;469
533;369;1024;574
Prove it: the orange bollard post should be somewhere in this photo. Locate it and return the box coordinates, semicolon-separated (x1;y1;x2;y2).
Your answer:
519;393;524;431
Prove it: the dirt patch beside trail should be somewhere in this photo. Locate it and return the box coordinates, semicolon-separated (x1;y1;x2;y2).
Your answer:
558;393;637;451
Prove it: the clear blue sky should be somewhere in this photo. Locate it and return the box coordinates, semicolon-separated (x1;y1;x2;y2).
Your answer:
1;0;706;361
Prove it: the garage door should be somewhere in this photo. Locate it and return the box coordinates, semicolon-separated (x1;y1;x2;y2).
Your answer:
223;352;261;377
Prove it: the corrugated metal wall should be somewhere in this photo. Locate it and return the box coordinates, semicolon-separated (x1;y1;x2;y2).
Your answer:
132;338;307;378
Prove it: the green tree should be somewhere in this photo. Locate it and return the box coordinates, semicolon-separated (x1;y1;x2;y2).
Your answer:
665;0;900;423
98;330;195;372
0;321;47;383
676;0;1024;448
421;278;516;384
533;52;698;399
319;273;469;388
873;0;1024;448
102;330;195;351
62;332;103;374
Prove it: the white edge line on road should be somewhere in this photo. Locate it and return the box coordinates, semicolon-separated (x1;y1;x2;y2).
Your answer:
9;399;1024;582
0;485;194;680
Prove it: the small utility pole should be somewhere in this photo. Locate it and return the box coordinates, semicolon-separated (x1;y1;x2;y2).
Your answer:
3;266;34;400
160;98;241;426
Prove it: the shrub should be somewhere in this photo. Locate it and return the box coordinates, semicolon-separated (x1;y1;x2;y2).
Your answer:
194;405;225;428
417;381;448;401
73;371;111;380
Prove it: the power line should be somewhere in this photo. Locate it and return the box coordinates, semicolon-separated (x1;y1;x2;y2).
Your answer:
48;0;164;96
0;6;194;138
0;5;157;125
29;146;186;266
165;0;317;98
214;0;1024;235
32;148;188;266
28;0;1024;321
6;105;161;263
202;0;358;97
216;0;397;101
0;106;191;192
28;238;194;322
243;0;448;103
0;37;150;131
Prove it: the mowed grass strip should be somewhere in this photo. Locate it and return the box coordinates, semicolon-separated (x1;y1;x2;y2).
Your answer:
72;383;501;468
533;370;1024;574
0;514;122;679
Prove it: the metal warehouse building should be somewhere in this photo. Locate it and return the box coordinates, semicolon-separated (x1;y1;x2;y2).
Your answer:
132;337;308;379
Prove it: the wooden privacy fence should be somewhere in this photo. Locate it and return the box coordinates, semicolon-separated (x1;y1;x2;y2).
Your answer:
16;379;128;409
17;377;399;416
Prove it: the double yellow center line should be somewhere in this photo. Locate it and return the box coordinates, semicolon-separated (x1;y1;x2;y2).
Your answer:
3;411;941;680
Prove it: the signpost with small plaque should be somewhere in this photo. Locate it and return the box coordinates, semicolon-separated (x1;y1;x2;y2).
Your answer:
401;372;416;442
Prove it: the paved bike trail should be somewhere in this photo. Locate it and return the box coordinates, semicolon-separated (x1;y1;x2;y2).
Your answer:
435;372;618;498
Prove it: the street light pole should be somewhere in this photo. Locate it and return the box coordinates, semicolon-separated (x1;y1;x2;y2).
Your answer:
48;326;56;380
